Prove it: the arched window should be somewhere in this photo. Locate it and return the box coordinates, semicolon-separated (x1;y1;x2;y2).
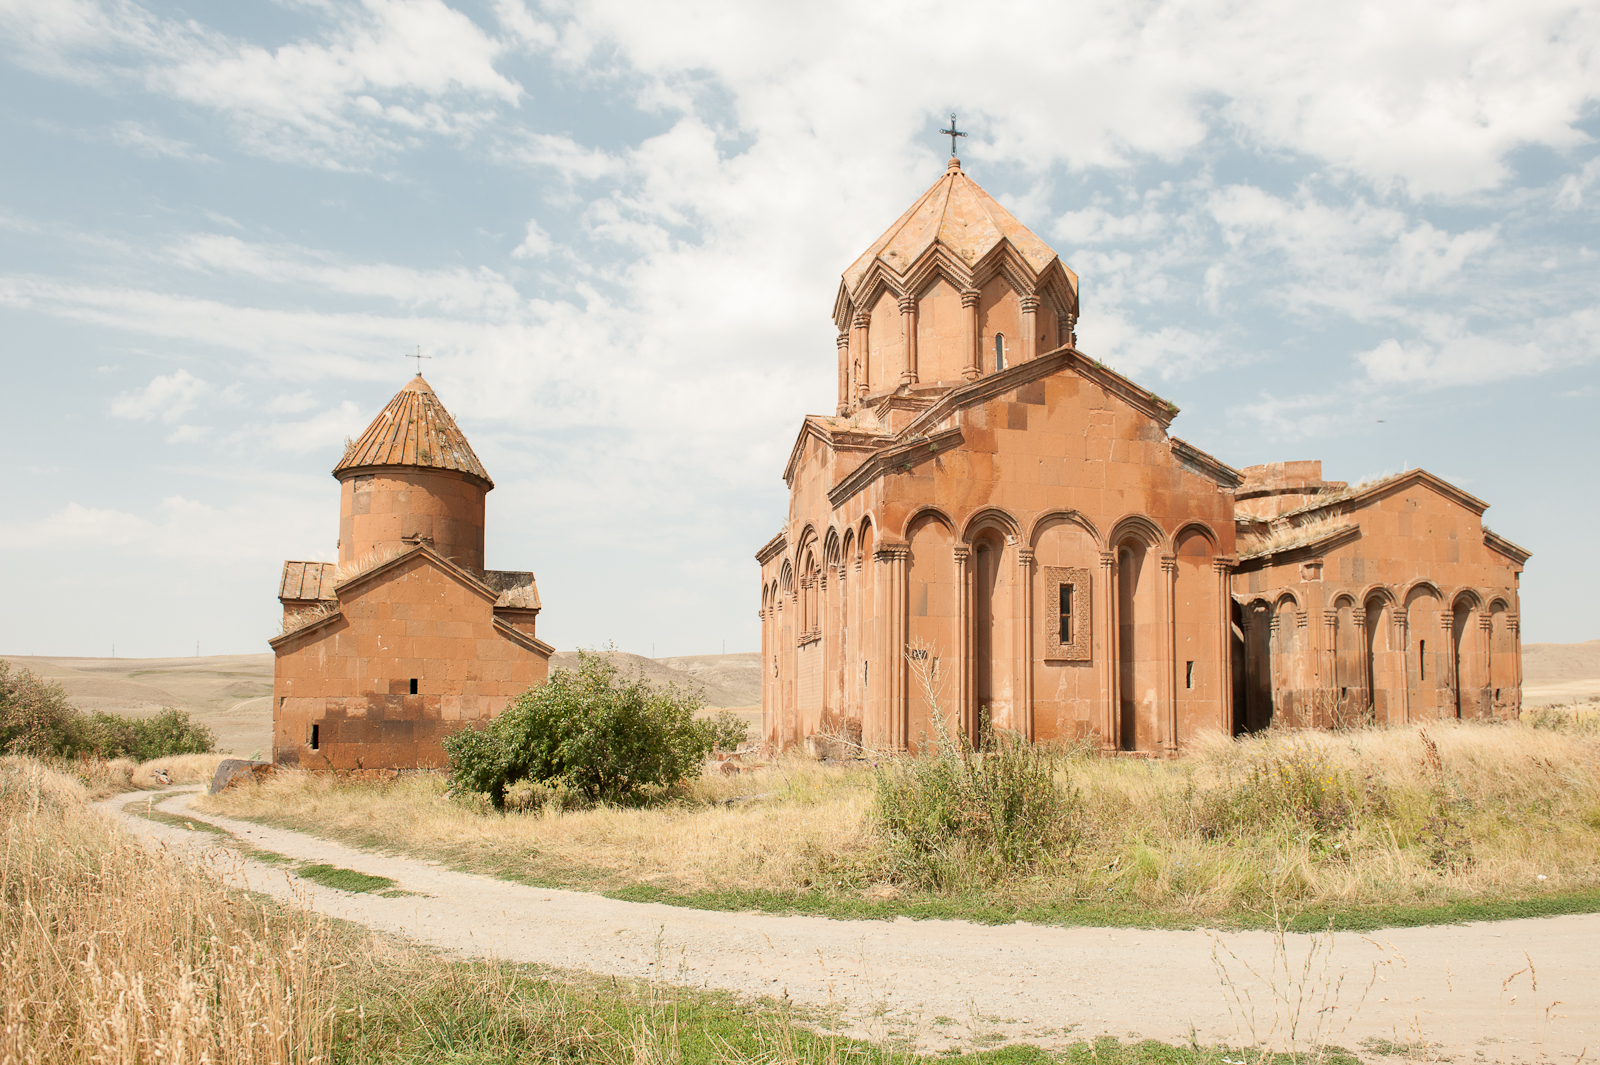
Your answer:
994;333;1007;372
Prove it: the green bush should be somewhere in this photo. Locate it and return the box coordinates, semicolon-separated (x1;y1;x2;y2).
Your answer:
80;708;216;761
0;661;82;757
699;709;751;752
0;661;214;760
874;725;1079;890
444;650;717;809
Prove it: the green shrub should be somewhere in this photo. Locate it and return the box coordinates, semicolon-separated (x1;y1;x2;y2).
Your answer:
0;662;213;760
699;709;751;752
0;661;79;757
874;726;1079;890
79;707;216;761
444;650;715;809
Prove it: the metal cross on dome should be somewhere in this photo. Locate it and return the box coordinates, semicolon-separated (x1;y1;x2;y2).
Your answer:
940;113;967;157
407;345;431;375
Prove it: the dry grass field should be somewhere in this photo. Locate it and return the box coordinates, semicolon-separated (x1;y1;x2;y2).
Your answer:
0;757;334;1063
202;718;1600;929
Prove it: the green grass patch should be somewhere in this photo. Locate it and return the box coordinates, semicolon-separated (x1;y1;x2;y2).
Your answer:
130;804;413;897
130;805;230;835
294;862;397;895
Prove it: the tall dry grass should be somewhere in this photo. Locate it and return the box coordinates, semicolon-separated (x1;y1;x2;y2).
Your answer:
203;720;1600;921
0;758;334;1064
203;756;876;895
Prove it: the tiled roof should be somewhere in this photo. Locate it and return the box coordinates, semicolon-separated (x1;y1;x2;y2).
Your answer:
333;375;492;487
842;158;1069;299
279;560;337;600
484;569;541;610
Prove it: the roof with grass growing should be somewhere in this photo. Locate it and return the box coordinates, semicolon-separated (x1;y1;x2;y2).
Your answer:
333;375;492;488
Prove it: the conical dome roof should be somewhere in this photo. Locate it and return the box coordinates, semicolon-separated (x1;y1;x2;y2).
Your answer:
333;375;492;488
840;158;1076;309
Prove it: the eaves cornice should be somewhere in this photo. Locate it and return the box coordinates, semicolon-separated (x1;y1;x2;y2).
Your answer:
826;425;965;509
1234;524;1362;572
1483;529;1532;565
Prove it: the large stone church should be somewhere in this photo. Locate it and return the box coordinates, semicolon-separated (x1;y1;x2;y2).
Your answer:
757;156;1529;754
270;375;552;769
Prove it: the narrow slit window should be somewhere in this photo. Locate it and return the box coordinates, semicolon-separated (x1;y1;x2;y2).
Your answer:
1185;661;1194;689
994;333;1007;371
409;677;418;695
1059;583;1073;643
1419;639;1427;680
310;724;319;750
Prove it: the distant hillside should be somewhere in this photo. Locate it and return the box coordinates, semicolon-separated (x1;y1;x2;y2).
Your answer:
547;651;761;709
0;653;274;756
0;649;763;756
1522;638;1600;706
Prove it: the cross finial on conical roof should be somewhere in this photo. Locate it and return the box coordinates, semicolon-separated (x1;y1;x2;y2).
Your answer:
940;113;967;158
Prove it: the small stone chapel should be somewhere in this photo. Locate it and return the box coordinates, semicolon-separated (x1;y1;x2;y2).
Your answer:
757;155;1529;754
270;375;552;770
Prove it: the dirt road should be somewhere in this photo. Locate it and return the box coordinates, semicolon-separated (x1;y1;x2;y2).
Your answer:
102;787;1594;1061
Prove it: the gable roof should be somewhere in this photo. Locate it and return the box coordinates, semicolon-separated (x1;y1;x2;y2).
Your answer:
279;560;337;601
813;347;1220;508
333;375;493;488
269;544;548;652
1277;468;1489;520
332;542;498;604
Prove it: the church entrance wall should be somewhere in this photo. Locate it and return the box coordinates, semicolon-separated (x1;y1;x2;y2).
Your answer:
1241;601;1273;733
1030;515;1102;745
1173;527;1225;743
907;514;957;749
970;528;1017;745
1488;599;1518;716
1405;585;1447;719
1451;594;1483;719
1115;536;1162;752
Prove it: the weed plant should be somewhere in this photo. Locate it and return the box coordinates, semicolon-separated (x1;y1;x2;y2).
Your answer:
875;725;1079;890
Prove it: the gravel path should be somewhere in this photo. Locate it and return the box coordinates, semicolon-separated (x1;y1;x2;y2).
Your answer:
102;787;1596;1061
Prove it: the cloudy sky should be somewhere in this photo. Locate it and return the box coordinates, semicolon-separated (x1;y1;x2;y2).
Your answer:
1;0;1597;659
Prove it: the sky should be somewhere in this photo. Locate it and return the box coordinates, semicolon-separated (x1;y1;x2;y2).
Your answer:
1;0;1597;659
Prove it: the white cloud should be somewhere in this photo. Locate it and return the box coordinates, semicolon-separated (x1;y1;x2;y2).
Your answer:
1355;306;1600;387
110;119;211;160
511;218;552;258
1207;185;1498;318
265;400;367;453
1;0;523;166
266;390;318;414
110;368;210;422
164;423;211;443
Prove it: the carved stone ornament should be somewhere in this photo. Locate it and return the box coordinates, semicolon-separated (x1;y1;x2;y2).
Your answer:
1043;566;1091;661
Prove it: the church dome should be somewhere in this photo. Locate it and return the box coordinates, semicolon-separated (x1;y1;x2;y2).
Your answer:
834;158;1078;334
831;159;1080;413
334;374;492;489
